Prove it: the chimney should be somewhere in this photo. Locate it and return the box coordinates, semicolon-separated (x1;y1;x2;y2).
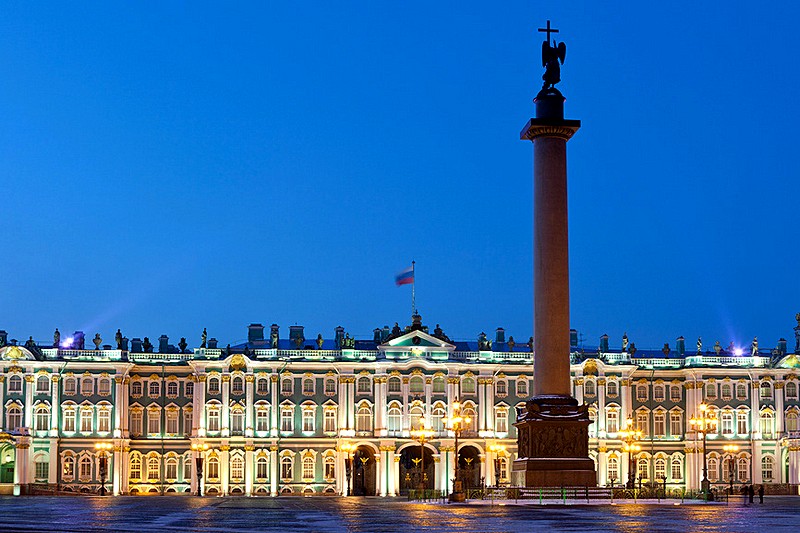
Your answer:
676;336;685;356
0;330;7;347
159;335;169;353
248;323;265;343
495;328;506;344
289;325;305;348
373;328;382;343
382;326;390;342
569;329;578;348
777;338;787;355
120;337;129;352
335;326;345;348
599;334;609;353
208;338;218;349
131;338;143;352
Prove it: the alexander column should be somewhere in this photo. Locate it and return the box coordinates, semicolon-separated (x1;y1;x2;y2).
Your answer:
513;21;596;487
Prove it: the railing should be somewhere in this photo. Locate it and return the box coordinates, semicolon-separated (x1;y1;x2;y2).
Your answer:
128;352;192;362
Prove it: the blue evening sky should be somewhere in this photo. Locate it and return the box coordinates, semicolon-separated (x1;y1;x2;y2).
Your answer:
2;2;798;351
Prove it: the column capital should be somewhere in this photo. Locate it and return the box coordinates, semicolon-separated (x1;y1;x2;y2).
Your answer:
520;118;580;141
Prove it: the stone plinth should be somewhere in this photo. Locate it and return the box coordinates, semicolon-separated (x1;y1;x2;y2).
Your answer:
512;395;596;487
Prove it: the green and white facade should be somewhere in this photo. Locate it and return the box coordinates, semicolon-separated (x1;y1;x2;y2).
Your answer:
0;317;799;496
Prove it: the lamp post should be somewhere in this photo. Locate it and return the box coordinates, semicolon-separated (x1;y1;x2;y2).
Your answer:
690;403;717;497
410;417;434;494
94;441;113;496
723;443;739;496
191;442;208;497
488;443;506;487
618;417;642;489
340;442;356;496
446;401;471;501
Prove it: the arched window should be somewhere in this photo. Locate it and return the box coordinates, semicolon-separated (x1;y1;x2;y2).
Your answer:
6;406;22;431
8;375;22;393
302;456;314;480
147;456;160;482
35;405;50;432
36;375;50;393
165;457;178;480
736;383;747;400
760;382;772;399
737;458;749;482
281;377;293;394
167;382;179;397
584;380;595;396
356;405;372;432
760;411;775;437
607;456;619;485
409;376;424;394
232;377;244;395
637;458;648;481
517;379;529;397
461;377;475;394
388;377;401;393
786;412;799;432
64;377;77;395
303;377;315;394
431;406;446;433
463;406;478;432
208;377;220;394
129;455;142;480
708;457;719;482
281;456;293;480
183;455;192;481
387;406;402;433
324;455;335;480
671;457;682;480
207;456;220;479
409;406;424;431
131;381;143;396
63;455;75;480
256;456;269;480
654;458;667;480
761;455;774;481
496;380;507;396
705;382;717;400
636;385;648;402
786;382;798;399
432;376;445;393
495;408;508;433
324;378;336;394
606;380;618;396
357;376;371;393
148;381;159;397
231;456;244;481
721;383;732;400
257;378;269;394
653;385;664;402
79;456;92;481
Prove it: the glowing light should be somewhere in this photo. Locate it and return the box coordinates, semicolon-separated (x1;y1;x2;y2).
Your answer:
61;337;74;348
734;348;743;356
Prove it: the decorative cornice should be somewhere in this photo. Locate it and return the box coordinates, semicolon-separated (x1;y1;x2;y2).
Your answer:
520;119;581;142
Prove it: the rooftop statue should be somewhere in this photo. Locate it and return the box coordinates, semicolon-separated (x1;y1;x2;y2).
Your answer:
539;20;566;89
115;329;123;350
201;328;208;349
53;328;60;348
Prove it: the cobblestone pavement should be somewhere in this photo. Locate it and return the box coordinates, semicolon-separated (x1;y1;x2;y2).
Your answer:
0;496;797;532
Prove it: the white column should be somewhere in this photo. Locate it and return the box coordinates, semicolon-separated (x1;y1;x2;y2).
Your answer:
245;375;255;437
751;381;762;440
347;378;355;431
112;444;122;496
574;377;584;405
112;377;123;437
221;375;231;437
485;378;495;435
597;447;608;486
14;438;30;496
220;444;230;495
393;453;401;496
48;439;58;485
776;382;785;434
446;377;457;418
270;445;279;496
401;378;410;433
621;378;633;421
190;447;199;495
50;376;61;437
245;445;254;496
375;454;383;497
270;376;279;437
752;441;763;483
196;375;207;436
787;447;799;485
597;378;607;434
24;375;35;431
424;379;432;419
478;379;486;433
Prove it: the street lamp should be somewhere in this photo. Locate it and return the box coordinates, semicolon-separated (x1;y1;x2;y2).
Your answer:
488;443;506;487
723;443;739;496
191;442;209;496
690;403;717;497
94;441;113;496
410;417;435;493
340;442;356;496
618;417;642;489
446;401;471;501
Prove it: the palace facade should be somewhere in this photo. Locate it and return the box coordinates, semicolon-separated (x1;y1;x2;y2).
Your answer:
0;316;799;496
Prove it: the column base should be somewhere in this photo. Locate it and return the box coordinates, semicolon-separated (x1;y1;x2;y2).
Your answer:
513;395;596;487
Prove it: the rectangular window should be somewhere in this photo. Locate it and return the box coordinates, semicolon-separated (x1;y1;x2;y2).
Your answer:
81;378;94;396
281;409;293;432
98;410;111;433
257;379;269;394
302;459;314;479
98;379;111;396
736;383;747;400
231;411;244;435
165;460;177;480
671;460;682;480
705;383;717;400
670;386;681;402
184;410;193;436
303;379;315;394
256;409;269;432
281;459;292;479
80;410;93;433
148;411;160;434
208;410;220;432
36;377;50;393
324;459;335;480
721;413;734;435
653;386;664;402
636;412;648;435
35;461;49;480
35;410;50;432
64;410;76;432
324;410;336;433
186;381;194;397
64;378;76;395
302;410;314;432
607;411;619;434
654;413;665;436
737;412;748;435
495;410;508;433
670;413;682;437
130;411;142;436
636;386;647;402
281;378;293;394
166;411;179;434
257;458;269;479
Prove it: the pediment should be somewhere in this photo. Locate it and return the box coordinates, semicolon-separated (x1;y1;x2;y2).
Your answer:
0;346;35;361
379;330;455;351
776;354;800;369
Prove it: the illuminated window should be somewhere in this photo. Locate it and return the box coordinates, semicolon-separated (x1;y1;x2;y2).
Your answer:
432;376;445;393
670;412;682;437
760;382;772;399
281;456;293;480
63;455;75;480
147;409;160;434
98;408;111;433
231;456;244;481
583;380;595;396
737;411;748;435
98;378;111;396
357;376;371;393
786;412;799;432
281;407;294;432
64;408;76;433
165;457;178;480
387;407;402;433
461;377;475;394
147;456;160;482
256;408;270;433
324;456;335;480
708;458;719;482
207;408;220;432
303;377;315;395
606;410;619;433
324;410;336;433
409;376;424;394
35;406;50;432
232;377;244;395
302;456;314;480
302;409;315;433
80;408;93;433
607;456;619;484
388;377;401;393
495;409;508;433
36;376;50;393
129;456;141;480
130;410;143;436
721;412;734;435
653;412;665;437
81;377;94;396
166;410;179;434
8;375;22;393
256;456;269;480
671;457;682;480
786;382;798;399
654;458;666;480
80;456;92;480
761;456;774;481
356;406;372;432
207;457;219;480
231;410;244;435
208;377;220;394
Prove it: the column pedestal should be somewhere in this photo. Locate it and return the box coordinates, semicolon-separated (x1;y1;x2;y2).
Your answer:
513;395;596;486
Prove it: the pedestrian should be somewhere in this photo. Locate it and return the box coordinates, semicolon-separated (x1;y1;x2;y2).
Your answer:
748;484;755;504
758;485;764;504
741;484;748;504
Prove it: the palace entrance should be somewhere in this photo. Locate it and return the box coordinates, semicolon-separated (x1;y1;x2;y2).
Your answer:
399;446;433;494
351;446;376;496
0;440;15;494
457;445;481;490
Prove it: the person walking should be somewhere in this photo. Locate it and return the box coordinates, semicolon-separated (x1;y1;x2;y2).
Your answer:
758;485;764;504
748;484;755;504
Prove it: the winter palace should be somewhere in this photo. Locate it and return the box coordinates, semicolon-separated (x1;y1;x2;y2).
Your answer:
0;314;799;496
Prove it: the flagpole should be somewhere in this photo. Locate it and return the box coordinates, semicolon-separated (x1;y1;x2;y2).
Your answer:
411;260;416;316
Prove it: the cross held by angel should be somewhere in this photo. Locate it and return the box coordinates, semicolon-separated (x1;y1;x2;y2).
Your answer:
539;20;566;89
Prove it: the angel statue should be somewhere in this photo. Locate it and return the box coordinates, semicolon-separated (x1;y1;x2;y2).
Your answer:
541;38;566;89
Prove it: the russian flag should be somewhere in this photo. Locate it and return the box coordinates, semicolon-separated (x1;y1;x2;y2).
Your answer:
395;266;414;286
